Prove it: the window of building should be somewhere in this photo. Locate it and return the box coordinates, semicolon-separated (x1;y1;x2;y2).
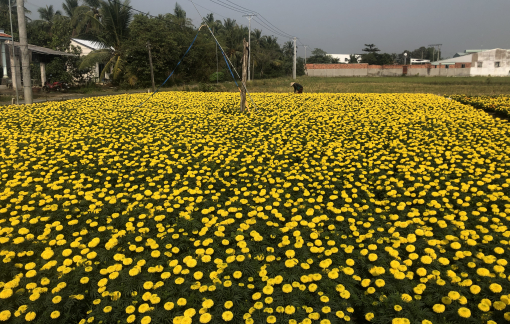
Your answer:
477;62;483;68
445;65;449;69
495;62;501;68
461;64;466;68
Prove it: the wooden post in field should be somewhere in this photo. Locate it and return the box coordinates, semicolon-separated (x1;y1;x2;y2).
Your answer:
240;38;248;112
147;41;156;92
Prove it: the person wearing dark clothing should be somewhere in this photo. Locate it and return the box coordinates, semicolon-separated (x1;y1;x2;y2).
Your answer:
290;82;303;93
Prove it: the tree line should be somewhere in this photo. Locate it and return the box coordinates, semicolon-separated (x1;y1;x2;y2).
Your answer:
0;0;305;88
306;44;441;66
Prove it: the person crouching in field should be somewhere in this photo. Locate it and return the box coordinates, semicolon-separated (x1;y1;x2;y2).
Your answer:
291;82;303;94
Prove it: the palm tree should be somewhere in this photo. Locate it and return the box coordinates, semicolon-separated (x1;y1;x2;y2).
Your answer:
62;0;79;17
36;5;62;35
70;0;102;37
282;41;293;58
79;0;132;81
37;5;62;22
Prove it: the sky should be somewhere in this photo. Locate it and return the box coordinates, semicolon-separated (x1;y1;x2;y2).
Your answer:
26;0;510;59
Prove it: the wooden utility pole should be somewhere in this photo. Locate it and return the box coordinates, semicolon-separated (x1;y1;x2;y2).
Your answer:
240;38;248;112
146;41;155;92
17;0;32;104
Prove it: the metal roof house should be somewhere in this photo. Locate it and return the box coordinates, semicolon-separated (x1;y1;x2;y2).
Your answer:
0;29;76;90
70;38;112;82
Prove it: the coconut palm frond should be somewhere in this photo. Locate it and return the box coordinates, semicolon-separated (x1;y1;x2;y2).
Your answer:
79;49;112;70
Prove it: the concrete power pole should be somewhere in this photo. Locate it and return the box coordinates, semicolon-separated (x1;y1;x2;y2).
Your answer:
146;41;155;92
16;0;32;104
243;14;256;82
8;0;19;104
304;45;308;65
292;37;296;80
240;38;248;112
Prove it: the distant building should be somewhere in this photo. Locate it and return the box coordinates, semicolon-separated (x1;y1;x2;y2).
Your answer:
410;58;430;64
453;49;489;58
306;49;510;77
433;48;510;77
327;54;361;63
71;38;112;82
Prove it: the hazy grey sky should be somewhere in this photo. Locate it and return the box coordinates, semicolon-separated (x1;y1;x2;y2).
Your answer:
26;0;510;58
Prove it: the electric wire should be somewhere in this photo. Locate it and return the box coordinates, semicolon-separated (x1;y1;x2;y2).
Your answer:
205;0;296;40
223;0;295;39
108;0;183;27
189;0;258;111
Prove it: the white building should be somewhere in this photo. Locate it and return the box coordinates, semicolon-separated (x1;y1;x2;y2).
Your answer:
433;48;510;77
327;54;361;63
70;38;112;82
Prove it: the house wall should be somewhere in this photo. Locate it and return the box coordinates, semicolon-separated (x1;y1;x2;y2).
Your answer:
306;64;369;77
470;49;510;77
70;40;111;81
306;62;475;77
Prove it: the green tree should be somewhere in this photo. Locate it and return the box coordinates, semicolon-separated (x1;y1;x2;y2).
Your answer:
362;44;380;53
79;0;133;82
349;54;358;63
306;48;339;64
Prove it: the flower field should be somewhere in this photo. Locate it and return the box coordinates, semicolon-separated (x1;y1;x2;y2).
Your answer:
1;92;510;324
450;95;510;117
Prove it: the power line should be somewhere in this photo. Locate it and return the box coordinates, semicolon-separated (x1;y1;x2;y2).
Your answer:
108;0;183;27
205;0;297;41
224;0;295;39
192;2;229;19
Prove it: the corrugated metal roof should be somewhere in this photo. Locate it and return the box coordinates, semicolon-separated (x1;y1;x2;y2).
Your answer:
6;40;76;56
0;32;12;39
71;38;109;51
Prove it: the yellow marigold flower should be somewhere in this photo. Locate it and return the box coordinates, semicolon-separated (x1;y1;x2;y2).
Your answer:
401;294;412;302
164;302;174;311
489;283;502;293
184;308;196;317
126;306;136;314
420;256;432;264
494;301;506;311
25;311;36;321
448;291;460;300
222;311;233;321
470;285;481;294
285;306;295;315
0;310;11;321
141;316;151;324
394;305;402;311
267;315;276;323
263;286;274;295
433;304;445;313
478;303;490;312
50;311;60;319
282;284;293;293
177;298;187;306
127;315;136;323
199;313;212;323
365;313;374;321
